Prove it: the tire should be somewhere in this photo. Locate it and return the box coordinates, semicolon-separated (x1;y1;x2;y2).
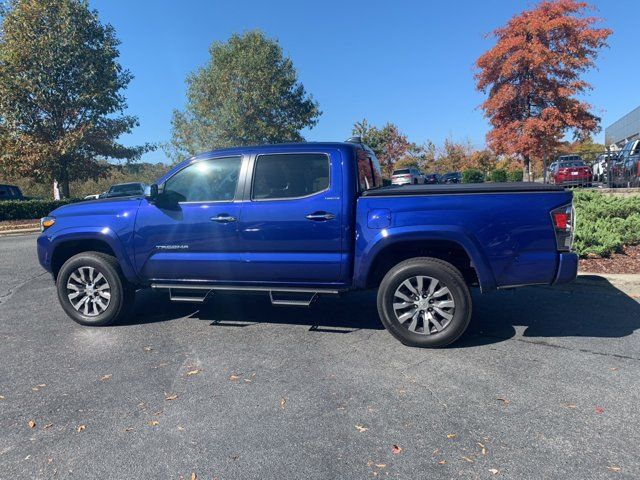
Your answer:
377;257;472;348
56;251;135;326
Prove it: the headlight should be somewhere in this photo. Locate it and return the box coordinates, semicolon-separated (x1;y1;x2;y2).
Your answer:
40;216;56;232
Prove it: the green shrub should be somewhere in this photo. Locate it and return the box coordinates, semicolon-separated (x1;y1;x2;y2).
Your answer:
507;170;524;182
490;169;508;182
573;191;640;257
462;169;484;184
0;199;79;221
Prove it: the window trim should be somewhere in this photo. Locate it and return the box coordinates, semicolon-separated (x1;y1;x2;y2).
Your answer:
162;155;245;204
249;151;332;202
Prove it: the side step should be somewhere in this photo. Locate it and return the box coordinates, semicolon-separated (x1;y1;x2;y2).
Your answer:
151;283;340;307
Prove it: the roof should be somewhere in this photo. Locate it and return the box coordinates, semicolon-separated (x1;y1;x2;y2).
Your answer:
190;141;358;159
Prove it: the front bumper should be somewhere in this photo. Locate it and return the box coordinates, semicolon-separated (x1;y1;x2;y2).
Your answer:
553;252;578;285
37;233;53;273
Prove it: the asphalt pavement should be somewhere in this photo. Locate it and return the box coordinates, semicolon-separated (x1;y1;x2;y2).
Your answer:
1;234;639;479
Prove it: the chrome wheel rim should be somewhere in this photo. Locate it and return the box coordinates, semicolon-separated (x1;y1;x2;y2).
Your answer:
66;266;111;317
392;275;455;335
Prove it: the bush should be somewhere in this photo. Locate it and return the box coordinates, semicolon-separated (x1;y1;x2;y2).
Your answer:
507;170;524;182
573;191;640;257
490;169;508;182
462;169;484;183
0;199;79;221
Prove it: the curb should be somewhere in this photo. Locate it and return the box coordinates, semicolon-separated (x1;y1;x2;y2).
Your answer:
0;227;40;236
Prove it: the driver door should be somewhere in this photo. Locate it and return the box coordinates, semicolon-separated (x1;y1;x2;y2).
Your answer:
133;155;246;281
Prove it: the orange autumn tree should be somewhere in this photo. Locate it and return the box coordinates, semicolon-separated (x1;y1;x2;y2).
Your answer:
475;0;611;180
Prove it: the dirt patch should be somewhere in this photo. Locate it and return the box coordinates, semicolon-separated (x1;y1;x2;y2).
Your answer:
579;245;640;274
0;219;39;231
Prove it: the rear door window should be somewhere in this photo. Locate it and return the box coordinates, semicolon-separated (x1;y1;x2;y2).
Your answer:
252;153;329;200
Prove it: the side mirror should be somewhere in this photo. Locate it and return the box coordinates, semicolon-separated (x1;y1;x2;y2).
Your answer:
146;183;159;201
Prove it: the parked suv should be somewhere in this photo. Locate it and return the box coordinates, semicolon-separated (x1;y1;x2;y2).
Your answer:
0;184;25;201
609;140;640;188
104;182;148;198
391;168;424;185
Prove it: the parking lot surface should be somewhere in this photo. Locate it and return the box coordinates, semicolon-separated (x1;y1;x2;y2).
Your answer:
1;234;639;479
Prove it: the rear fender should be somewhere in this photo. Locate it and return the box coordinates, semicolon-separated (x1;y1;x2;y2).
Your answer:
354;225;497;291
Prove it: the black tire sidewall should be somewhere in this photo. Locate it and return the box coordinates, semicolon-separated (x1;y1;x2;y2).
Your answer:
377;259;472;348
56;253;126;326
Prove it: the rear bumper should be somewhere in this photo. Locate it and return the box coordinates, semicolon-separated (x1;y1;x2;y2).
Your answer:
553;252;578;285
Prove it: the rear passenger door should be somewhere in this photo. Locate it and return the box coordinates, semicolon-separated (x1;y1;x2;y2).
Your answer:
237;150;345;285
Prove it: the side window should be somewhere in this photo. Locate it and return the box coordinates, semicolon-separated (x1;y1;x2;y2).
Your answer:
164;156;242;202
0;186;8;199
252;153;329;200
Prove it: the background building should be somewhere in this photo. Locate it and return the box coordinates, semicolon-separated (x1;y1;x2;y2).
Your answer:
605;106;640;150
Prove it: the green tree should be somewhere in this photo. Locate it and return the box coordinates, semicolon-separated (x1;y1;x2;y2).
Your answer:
169;30;321;162
0;0;151;198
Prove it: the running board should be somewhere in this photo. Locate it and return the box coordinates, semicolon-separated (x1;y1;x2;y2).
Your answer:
151;283;340;307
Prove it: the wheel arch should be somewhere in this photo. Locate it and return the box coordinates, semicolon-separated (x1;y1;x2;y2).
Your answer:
49;228;138;283
355;226;496;292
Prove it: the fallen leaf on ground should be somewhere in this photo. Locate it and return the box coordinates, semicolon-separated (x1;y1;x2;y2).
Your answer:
143;346;153;352
355;425;368;432
392;445;402;455
0;395;4;400
432;448;440;455
229;374;239;381
610;367;619;371
375;464;386;468
190;473;197;480
489;468;499;475
595;406;605;414
177;426;185;431
230;454;240;460
43;423;53;429
461;456;474;463
608;466;621;472
28;420;36;429
186;369;201;376
148;420;159;427
124;427;134;432
165;394;178;401
280;398;286;410
31;384;46;392
76;425;86;432
100;374;112;381
497;397;510;405
564;403;578;409
447;434;457;439
438;460;446;465
478;442;487;455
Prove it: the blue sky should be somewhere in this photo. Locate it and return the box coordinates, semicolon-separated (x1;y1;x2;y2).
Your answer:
91;0;640;164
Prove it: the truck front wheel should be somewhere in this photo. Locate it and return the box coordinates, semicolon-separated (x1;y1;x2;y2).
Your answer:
56;252;134;326
377;257;472;348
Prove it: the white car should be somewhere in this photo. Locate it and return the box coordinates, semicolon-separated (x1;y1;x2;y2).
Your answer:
391;168;424;185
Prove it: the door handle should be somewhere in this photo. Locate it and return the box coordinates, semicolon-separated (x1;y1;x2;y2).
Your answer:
210;214;237;223
305;212;336;221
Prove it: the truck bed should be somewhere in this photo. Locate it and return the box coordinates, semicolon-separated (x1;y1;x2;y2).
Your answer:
362;182;564;196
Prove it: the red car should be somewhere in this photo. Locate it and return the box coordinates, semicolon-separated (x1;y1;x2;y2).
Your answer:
550;160;593;187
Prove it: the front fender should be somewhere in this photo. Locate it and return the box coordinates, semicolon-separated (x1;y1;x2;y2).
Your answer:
43;226;138;283
354;225;497;291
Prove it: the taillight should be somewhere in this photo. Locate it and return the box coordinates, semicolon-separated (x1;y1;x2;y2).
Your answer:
550;204;574;251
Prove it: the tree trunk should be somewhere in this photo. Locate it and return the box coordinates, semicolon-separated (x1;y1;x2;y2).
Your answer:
523;155;531;182
60;166;71;198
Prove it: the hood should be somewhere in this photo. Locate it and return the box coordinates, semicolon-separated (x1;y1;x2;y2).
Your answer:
51;196;143;218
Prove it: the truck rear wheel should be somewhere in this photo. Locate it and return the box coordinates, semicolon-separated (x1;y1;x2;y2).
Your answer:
377;257;472;348
56;252;134;326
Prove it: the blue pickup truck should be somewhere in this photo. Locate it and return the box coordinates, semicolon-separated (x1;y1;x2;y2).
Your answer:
37;138;577;347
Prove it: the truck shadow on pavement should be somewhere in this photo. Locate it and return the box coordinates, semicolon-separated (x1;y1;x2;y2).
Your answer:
126;275;640;346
